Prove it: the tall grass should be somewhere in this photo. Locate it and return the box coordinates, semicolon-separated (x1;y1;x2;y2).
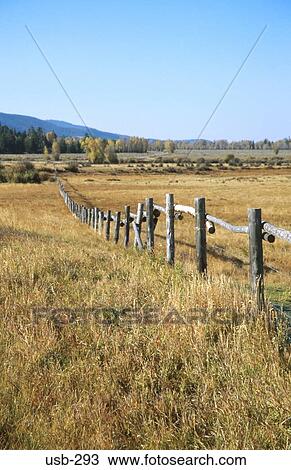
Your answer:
0;181;290;449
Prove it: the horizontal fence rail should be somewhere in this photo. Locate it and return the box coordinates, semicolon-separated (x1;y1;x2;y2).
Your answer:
58;179;291;311
262;222;291;244
206;214;248;234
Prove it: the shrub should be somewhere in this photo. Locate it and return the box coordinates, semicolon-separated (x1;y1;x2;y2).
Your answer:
230;157;242;166
167;167;178;173
224;154;242;167
0;163;7;183
224;154;235;163
0;173;7;183
7;161;41;184
196;162;210;171
65;162;79;173
12;170;41;184
15;161;35;172
39;172;53;182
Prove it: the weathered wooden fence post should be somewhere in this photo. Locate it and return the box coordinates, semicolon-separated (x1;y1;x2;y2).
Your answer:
248;208;264;310
105;210;111;241
134;202;144;248
146;197;154;252
195;197;207;274
98;210;104;235
94;208;98;230
114;211;121;244
166;193;175;264
90;208;94;229
124;205;130;247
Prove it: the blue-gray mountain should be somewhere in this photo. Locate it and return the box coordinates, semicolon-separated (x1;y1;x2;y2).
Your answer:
0;112;129;139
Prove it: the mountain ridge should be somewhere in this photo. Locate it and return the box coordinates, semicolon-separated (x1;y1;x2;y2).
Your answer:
0;111;209;143
0;112;129;140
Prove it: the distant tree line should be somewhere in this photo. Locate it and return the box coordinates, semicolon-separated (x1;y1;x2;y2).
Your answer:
80;136;177;163
1;124;290;157
115;136;148;153
172;138;291;151
0;125;82;155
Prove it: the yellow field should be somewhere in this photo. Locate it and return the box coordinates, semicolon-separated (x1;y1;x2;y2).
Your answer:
0;168;290;449
63;167;291;301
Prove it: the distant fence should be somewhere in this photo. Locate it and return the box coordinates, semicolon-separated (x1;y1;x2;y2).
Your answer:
58;179;291;311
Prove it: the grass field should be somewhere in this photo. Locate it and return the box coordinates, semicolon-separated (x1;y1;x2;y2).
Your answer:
1;148;291;166
0;164;290;449
63;166;291;305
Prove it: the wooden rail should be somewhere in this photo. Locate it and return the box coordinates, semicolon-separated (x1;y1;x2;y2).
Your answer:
206;214;248;234
58;180;291;311
262;222;291;244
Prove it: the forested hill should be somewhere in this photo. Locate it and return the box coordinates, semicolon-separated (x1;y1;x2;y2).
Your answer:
1;112;290;152
0;112;127;139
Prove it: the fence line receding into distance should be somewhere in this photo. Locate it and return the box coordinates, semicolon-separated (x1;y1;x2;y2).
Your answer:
58;180;291;310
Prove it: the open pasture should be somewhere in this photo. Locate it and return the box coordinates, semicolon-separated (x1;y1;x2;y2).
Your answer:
63;167;291;306
0;166;290;449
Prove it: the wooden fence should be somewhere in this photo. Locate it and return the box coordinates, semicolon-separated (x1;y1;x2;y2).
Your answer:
58;179;291;310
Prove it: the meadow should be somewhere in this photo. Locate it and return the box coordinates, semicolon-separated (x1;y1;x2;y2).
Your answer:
63;165;291;305
0;160;290;449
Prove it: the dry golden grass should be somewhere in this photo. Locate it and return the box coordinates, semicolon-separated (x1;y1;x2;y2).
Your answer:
0;172;290;450
64;167;291;301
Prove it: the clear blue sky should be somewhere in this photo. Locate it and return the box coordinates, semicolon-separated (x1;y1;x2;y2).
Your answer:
0;0;290;140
